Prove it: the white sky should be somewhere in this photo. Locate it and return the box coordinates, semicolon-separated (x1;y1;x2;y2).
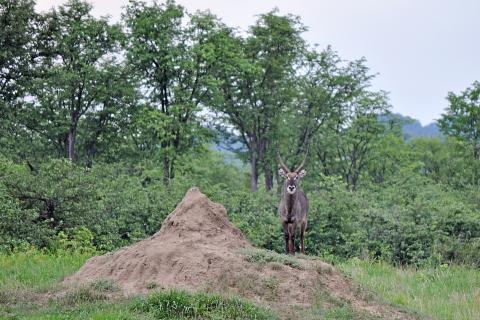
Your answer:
36;0;480;125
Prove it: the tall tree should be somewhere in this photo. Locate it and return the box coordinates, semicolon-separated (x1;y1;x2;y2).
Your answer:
124;0;224;184
0;0;36;157
75;63;138;165
308;57;390;190
213;10;305;191
23;0;123;162
278;47;369;176
438;81;480;159
0;0;36;107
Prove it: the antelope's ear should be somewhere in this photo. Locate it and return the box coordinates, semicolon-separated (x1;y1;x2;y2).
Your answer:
298;169;307;178
278;168;287;178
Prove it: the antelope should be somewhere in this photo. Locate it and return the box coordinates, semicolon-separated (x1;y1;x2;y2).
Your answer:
277;151;309;255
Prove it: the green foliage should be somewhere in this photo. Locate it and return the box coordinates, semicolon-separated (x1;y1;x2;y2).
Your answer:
51;227;96;254
225;190;282;251
340;258;480;320
90;279;119;293
124;0;223;183
0;0;478;269
241;248;301;269
1;146;479;266
132;289;276;320
0;250;90;291
439;81;480;159
211;9;307;191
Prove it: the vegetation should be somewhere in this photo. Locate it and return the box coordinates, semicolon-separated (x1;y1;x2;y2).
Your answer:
0;250;277;319
1;0;479;268
2;251;478;319
241;248;302;269
340;258;480;320
132;290;276;320
0;0;479;318
0;250;90;291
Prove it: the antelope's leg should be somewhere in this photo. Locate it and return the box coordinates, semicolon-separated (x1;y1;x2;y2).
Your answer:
300;220;307;254
287;222;297;255
282;221;289;254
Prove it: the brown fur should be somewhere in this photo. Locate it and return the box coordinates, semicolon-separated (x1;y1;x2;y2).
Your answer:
278;154;309;255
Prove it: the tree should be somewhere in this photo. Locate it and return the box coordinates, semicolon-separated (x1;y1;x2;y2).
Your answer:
438;81;480;159
22;0;123;162
212;10;306;191
75;63;138;165
124;0;223;185
309;57;390;190
0;0;37;157
278;47;372;178
0;0;36;104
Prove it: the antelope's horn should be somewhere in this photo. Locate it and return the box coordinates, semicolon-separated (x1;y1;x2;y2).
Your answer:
277;150;290;173
295;150;308;172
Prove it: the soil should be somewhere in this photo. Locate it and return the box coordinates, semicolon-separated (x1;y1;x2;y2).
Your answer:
64;187;416;319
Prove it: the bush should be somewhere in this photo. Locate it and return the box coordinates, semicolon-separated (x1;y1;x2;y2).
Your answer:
50;227;96;254
132;289;276;319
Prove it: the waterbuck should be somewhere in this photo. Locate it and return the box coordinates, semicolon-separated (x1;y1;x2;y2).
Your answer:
277;152;309;255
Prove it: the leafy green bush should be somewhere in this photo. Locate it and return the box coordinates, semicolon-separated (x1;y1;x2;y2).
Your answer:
132;289;276;319
50;227;96;254
1;150;479;267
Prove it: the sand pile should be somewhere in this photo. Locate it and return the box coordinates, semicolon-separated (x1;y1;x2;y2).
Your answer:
64;187;414;319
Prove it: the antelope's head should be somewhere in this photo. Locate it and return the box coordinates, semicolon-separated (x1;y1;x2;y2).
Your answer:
277;151;307;195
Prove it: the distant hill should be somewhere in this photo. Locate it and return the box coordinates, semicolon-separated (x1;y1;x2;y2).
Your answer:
380;113;443;140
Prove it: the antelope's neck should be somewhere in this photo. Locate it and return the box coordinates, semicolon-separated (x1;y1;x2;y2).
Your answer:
285;192;297;216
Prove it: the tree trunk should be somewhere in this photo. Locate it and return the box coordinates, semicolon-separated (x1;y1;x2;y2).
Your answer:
250;152;258;192
259;137;273;191
67;125;76;162
264;163;273;191
163;155;170;186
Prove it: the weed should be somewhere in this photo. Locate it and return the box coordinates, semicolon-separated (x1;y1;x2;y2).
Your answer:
131;289;277;319
0;251;91;291
241;248;302;269
264;276;279;300
146;282;158;290
316;263;334;275
269;262;283;271
62;286;108;306
90;278;119;292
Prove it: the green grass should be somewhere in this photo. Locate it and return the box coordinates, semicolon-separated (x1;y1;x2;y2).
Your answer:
0;250;91;291
0;251;277;320
299;289;380;320
3;251;478;319
132;289;276;319
240;248;302;269
2;289;277;320
339;258;480;320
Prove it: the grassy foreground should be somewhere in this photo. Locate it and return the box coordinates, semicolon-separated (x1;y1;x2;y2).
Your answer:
1;251;478;319
339;258;480;320
0;251;91;291
0;251;277;319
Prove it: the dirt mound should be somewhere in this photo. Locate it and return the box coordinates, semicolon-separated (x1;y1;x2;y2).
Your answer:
64;187;414;319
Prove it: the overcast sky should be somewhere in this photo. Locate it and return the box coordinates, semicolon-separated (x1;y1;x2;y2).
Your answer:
36;0;480;125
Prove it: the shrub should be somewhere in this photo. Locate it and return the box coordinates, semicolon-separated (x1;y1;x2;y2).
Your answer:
131;289;276;319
